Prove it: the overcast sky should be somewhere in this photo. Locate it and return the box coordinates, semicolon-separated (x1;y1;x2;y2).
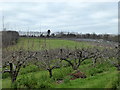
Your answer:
0;1;118;34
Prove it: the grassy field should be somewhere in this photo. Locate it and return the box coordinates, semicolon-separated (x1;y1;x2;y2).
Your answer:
6;37;93;51
2;37;119;88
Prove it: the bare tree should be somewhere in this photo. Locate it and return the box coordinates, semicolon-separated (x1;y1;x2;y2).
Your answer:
47;30;51;37
59;47;102;70
102;47;119;70
2;49;36;83
34;49;61;78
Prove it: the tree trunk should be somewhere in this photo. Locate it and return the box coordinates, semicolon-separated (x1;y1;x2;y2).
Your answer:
48;69;52;78
9;63;14;83
72;65;79;70
12;75;17;83
92;58;97;67
9;63;18;83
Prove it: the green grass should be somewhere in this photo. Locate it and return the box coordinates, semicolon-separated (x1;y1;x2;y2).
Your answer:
53;61;119;88
2;67;73;88
2;78;11;88
2;62;119;88
55;69;118;88
5;37;92;51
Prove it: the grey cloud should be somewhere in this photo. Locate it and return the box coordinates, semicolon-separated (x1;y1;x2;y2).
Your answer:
0;2;117;34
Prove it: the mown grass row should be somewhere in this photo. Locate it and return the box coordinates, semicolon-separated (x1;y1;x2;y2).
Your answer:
5;37;93;51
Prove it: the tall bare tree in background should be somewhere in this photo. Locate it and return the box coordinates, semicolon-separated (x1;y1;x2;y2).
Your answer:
47;30;51;37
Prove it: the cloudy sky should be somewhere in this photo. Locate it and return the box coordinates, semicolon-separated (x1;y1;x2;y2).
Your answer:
0;1;118;34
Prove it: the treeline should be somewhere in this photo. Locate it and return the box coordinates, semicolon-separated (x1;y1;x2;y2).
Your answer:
53;32;119;42
76;33;119;42
2;31;19;48
20;31;119;42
